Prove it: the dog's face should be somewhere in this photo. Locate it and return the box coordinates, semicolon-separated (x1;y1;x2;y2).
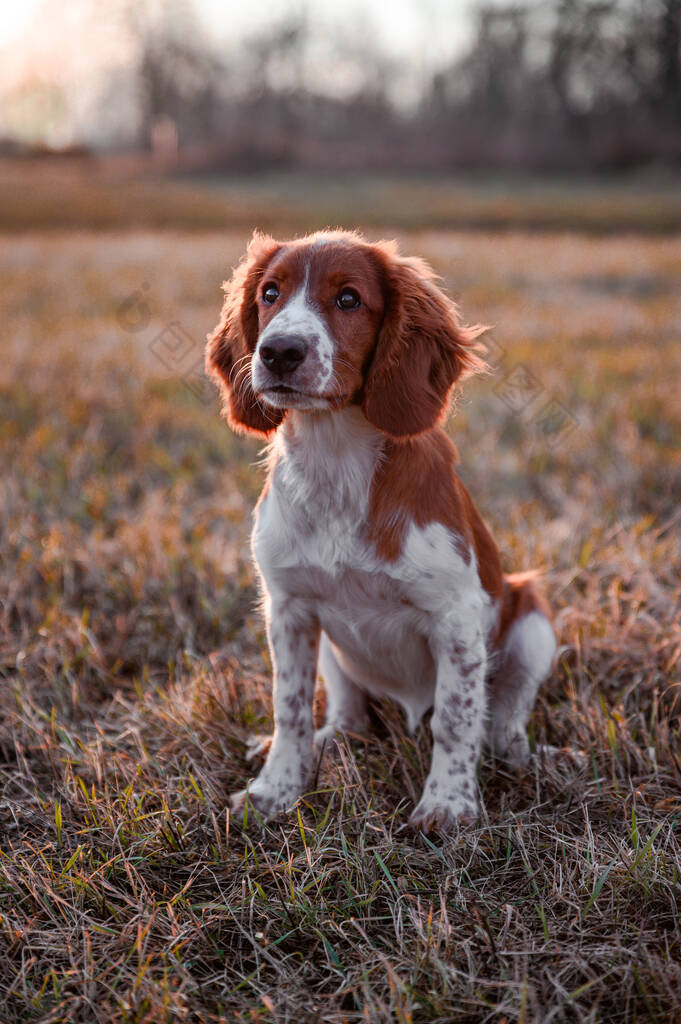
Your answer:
250;236;386;413
206;230;485;438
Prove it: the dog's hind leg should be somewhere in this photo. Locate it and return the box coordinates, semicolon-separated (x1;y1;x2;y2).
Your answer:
488;575;556;768
314;633;369;747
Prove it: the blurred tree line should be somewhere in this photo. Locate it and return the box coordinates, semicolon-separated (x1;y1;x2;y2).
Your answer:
117;0;681;170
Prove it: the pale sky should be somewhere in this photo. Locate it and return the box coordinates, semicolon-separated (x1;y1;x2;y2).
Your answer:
0;0;481;142
0;0;475;50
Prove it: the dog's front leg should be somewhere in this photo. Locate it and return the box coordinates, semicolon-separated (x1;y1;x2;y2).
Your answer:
231;596;319;821
409;627;487;832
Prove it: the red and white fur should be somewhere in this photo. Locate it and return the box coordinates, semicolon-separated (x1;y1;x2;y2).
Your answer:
206;230;556;832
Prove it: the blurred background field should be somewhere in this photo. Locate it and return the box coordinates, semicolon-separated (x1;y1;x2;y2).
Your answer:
3;159;681;234
1;1;681;1022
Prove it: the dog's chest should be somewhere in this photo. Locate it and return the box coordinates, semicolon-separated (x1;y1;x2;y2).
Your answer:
252;429;429;646
254;481;435;694
253;411;385;583
252;454;489;681
250;413;494;710
252;471;395;601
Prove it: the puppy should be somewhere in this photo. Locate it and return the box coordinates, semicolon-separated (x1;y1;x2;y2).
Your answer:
206;230;555;831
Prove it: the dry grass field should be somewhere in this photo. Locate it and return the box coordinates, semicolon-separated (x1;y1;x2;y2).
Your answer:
1;172;681;1022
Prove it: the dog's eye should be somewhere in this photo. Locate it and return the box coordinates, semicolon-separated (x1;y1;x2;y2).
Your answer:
262;283;280;304
336;288;361;311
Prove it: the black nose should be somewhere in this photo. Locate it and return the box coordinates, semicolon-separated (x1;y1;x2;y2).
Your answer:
259;335;307;377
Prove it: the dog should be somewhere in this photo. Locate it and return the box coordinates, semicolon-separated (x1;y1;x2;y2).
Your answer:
205;229;556;831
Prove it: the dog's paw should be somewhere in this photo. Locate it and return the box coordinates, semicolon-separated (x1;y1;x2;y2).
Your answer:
314;720;368;750
229;775;302;823
314;724;341;749
532;743;585;764
409;790;478;834
313;724;356;752
245;734;273;763
493;730;531;770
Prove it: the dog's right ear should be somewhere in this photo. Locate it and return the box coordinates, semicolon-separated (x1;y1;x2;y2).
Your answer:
205;232;285;436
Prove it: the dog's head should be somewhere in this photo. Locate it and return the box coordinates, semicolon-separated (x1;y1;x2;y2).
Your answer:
206;230;486;438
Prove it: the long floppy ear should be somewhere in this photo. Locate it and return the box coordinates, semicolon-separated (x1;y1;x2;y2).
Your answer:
205;232;285;436
362;244;487;438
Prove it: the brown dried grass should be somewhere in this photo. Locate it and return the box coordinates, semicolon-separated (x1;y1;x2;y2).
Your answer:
0;222;680;1022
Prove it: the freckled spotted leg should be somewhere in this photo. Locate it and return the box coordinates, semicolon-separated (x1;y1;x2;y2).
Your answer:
409;628;487;832
231;597;320;820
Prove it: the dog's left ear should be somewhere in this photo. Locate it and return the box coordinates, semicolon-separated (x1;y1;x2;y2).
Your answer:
206;232;285;436
362;245;487;439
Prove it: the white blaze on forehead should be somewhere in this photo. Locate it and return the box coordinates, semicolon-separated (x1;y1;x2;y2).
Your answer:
256;262;335;391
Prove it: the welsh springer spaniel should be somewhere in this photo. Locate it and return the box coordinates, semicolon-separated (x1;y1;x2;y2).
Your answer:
206;230;556;832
